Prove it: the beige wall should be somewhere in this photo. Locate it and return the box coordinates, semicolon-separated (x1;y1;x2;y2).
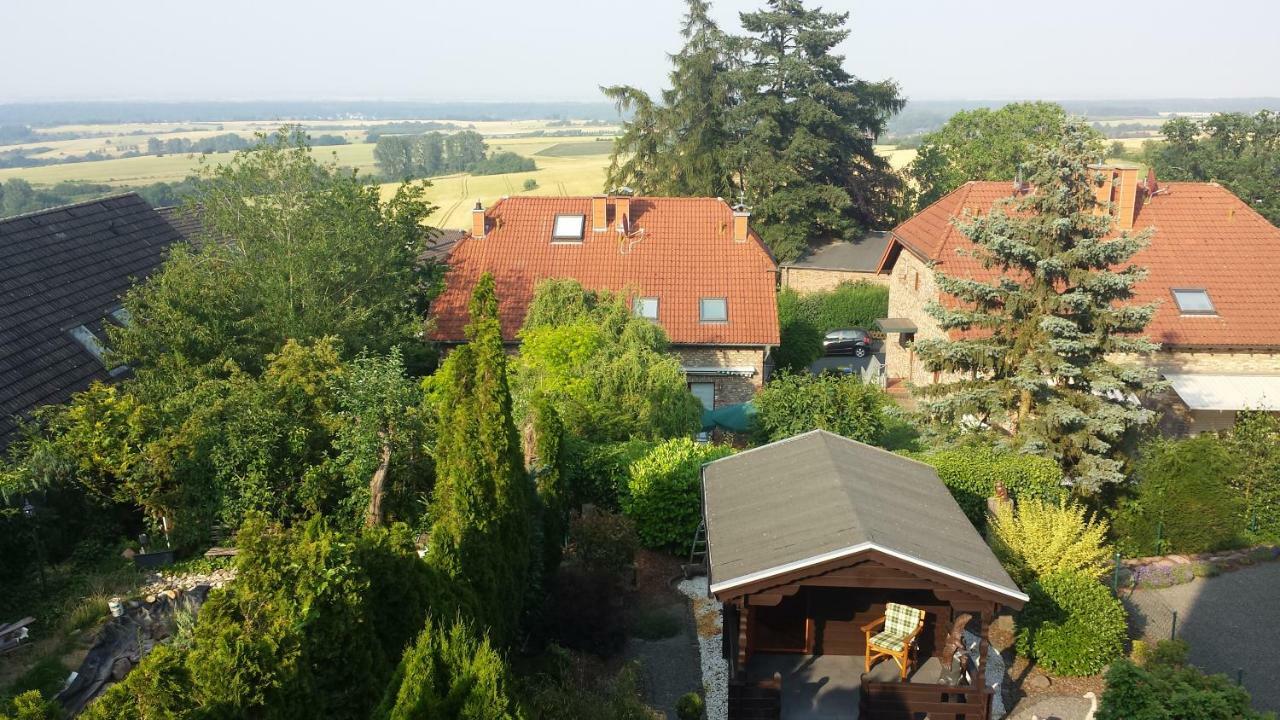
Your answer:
674;346;767;408
1110;350;1280;375
884;250;949;384
781;266;889;293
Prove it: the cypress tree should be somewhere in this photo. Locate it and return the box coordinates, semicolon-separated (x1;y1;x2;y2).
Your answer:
913;123;1163;492
426;273;533;644
730;0;905;261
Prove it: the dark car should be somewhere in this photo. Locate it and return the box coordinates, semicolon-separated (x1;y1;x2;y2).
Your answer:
822;328;874;357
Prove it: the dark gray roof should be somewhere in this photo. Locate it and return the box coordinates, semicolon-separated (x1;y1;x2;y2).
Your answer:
703;430;1026;602
0;194;183;448
784;231;891;272
154;205;204;241
420;229;465;263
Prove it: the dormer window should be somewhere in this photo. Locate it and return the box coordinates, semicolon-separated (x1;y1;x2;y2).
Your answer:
699;297;728;323
1172;288;1216;315
634;297;659;321
69;324;128;377
552;214;585;242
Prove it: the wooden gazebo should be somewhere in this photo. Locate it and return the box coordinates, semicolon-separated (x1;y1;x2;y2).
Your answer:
702;430;1028;720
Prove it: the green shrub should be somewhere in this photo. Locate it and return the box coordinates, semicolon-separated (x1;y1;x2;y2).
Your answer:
676;691;705;720
81;645;195;719
1189;561;1220;578
519;651;656;720
1116;436;1244;555
921;444;1065;528
988;497;1113;587
0;691;61;720
372;619;515;720
1016;570;1127;676
623;439;733;549
1222;411;1280;542
523;178;539;191
1097;648;1268;720
565;438;656;510
2;659;67;708
773;283;889;373
567;511;638;578
753;371;892;446
629;608;683;640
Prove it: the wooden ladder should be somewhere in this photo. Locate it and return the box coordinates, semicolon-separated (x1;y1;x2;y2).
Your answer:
684;519;708;578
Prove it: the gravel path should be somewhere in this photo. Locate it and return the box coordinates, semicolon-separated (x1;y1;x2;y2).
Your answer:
621;578;705;719
678;576;728;720
1124;561;1280;713
1006;694;1094;720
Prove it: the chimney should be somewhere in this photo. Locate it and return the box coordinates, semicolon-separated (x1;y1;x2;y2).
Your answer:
732;205;750;243
471;201;486;239
591;195;608;232
1092;166;1114;215
1114;166;1139;230
615;194;631;233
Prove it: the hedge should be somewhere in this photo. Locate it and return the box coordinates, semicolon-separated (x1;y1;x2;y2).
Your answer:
622;438;734;550
564;438;656;511
1016;570;1127;676
919;445;1066;529
775;282;888;372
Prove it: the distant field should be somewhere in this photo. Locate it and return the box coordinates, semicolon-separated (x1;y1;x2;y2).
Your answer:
536;140;614;157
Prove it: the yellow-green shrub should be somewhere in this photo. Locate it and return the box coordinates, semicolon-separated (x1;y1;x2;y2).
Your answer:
988;497;1113;587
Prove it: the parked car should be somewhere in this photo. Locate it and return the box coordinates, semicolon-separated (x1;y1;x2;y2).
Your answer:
822;328;875;357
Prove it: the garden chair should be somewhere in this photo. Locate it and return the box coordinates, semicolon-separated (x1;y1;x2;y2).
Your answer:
862;603;925;680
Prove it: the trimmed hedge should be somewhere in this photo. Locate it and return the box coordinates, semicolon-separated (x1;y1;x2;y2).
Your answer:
919;445;1065;529
1016;570;1127;676
564;438;656;510
775;282;888;372
622;438;734;550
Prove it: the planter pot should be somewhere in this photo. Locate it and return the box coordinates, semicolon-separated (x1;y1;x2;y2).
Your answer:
133;550;175;569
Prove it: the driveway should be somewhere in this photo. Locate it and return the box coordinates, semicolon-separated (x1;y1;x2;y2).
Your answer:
1123;562;1280;713
809;351;885;377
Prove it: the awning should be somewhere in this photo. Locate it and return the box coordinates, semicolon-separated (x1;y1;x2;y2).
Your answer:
875;317;917;334
681;366;757;377
1164;373;1280;411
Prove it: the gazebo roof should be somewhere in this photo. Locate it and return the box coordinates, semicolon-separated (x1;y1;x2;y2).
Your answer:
702;430;1027;605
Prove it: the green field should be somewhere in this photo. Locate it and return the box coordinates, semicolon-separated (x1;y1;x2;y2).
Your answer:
535;140;615;157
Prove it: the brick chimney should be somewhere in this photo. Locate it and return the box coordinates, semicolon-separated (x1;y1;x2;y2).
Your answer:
615;194;631;232
732;205;750;243
471;201;486;239
1091;165;1139;231
591;195;608;232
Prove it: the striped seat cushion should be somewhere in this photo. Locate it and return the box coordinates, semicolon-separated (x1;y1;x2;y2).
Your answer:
870;630;907;652
884;602;923;638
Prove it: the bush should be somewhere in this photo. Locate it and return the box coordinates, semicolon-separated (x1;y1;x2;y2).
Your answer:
753;371;892;446
519;650;656;720
523;178;539;191
773;283;889;372
1115;436;1244;555
564;438;656;510
920;444;1065;529
372;619;514;720
1223;411;1280;542
1097;643;1268;720
987;497;1113;587
468;151;537;175
545;566;626;656
1016;570;1127;676
81;645;194;719
0;691;61;720
623;439;733;549
676;691;705;720
567;511;638;578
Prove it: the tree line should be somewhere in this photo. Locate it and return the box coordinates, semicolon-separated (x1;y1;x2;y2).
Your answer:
373;130;535;180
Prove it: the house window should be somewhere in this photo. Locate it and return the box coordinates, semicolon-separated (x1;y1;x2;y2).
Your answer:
699;297;728;323
634;296;659;320
689;382;715;411
1171;288;1216;315
551;214;585;241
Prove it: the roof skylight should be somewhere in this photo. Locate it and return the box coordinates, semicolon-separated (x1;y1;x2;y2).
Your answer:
552;214;586;241
1172;288;1216;315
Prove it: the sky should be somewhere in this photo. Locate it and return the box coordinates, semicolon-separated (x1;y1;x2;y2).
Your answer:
2;0;1276;103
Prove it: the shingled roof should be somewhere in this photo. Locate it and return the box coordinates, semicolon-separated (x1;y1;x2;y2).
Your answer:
0;194;183;448
429;196;780;347
880;180;1280;350
702;430;1027;604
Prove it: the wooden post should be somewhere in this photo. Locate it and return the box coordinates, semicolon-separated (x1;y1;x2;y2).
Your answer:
737;602;751;674
977;606;992;700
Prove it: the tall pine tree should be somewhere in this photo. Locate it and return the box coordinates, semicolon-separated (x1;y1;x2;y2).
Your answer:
730;0;905;261
913;123;1162;492
426;273;533;644
603;0;735;198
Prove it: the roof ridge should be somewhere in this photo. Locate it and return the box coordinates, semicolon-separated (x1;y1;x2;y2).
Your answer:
0;192;145;224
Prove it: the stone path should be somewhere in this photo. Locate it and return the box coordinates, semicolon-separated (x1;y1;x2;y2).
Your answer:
623;586;704;719
1124;561;1280;713
1006;694;1094;720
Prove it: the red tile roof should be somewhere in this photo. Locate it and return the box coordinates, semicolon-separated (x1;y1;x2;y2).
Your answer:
429;196;780;346
881;181;1280;350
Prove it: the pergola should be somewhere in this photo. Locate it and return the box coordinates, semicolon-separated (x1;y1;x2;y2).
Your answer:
702;430;1028;720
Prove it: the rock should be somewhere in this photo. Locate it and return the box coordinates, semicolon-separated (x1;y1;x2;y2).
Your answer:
110;658;133;681
1027;673;1051;690
121;548;137;560
1168;554;1191;564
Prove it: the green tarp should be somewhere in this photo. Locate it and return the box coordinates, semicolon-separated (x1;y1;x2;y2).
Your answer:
700;402;757;433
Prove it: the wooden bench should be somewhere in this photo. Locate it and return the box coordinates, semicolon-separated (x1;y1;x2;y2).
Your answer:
0;616;35;655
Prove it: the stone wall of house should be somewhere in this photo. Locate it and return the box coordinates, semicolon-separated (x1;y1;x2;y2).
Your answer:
1109;350;1280;375
781;266;889;293
885;250;948;384
674;346;767;408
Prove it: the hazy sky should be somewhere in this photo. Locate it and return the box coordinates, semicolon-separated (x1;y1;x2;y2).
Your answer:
3;0;1276;103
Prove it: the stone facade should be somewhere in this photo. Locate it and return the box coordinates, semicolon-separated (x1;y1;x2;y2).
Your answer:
884;249;949;384
674;346;768;408
780;266;889;293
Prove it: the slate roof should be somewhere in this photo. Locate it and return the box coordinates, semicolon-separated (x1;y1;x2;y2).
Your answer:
783;231;891;272
429;196;780;346
703;430;1027;604
881;181;1280;350
0;194;183;448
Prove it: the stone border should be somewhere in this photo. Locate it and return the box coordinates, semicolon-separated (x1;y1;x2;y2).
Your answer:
1119;545;1280;589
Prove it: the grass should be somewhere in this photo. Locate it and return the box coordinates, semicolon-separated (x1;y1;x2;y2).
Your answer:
0;656;68;706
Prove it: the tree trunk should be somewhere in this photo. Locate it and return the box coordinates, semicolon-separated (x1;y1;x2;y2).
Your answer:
364;435;392;528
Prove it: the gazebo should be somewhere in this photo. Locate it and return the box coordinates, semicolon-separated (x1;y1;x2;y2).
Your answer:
701;430;1028;720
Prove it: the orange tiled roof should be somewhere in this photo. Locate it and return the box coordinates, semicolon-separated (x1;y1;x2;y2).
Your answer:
429;196;780;346
881;181;1280;349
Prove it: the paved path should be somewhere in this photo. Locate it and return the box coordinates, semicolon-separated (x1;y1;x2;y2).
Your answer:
809;351;885;376
1124;561;1280;713
1007;695;1094;720
623;602;703;719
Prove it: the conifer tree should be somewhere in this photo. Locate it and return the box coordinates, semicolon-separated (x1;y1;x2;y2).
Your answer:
913;123;1162;492
603;0;734;198
426;274;533;644
729;0;905;261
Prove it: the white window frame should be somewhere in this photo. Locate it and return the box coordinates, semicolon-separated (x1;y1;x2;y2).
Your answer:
551;214;586;241
699;297;728;323
1171;288;1216;315
634;296;659;320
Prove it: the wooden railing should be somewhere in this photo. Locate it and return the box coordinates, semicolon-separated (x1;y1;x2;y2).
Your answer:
859;680;990;720
727;672;782;720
